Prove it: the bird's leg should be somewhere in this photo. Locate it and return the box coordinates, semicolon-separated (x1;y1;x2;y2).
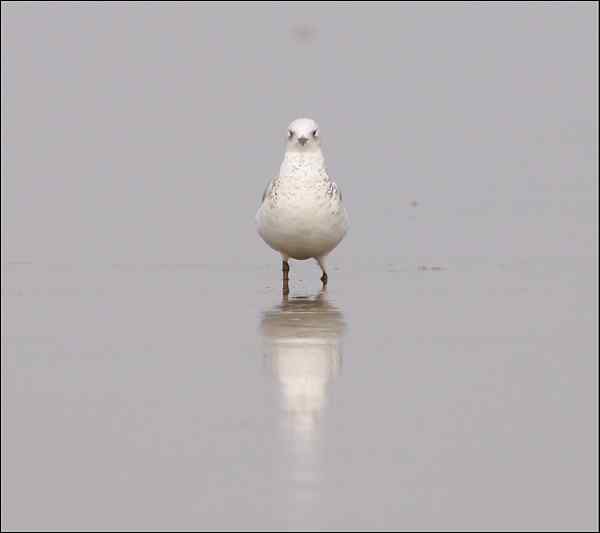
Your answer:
316;257;328;286
282;260;290;295
282;260;290;281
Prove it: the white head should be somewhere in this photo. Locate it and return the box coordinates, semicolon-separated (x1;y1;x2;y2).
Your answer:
286;118;321;154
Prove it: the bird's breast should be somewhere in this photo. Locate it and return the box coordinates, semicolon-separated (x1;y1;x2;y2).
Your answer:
257;179;347;259
266;178;341;221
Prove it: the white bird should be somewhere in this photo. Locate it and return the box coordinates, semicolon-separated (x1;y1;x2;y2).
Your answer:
256;118;349;294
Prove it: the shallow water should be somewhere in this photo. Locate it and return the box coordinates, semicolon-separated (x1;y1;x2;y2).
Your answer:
3;256;597;530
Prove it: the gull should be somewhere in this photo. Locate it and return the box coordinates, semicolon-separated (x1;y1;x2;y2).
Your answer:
256;118;349;294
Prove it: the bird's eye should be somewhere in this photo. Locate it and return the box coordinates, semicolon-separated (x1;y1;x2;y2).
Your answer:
312;129;319;137
288;130;294;139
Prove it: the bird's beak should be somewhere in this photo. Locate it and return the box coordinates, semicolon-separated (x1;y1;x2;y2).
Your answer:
297;136;308;146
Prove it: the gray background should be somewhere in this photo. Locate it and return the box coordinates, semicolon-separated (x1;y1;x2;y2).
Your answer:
1;2;598;531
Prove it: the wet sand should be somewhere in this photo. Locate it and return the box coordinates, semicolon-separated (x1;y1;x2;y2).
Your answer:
2;256;597;530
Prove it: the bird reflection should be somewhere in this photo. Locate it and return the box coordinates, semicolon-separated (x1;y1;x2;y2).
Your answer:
260;291;345;499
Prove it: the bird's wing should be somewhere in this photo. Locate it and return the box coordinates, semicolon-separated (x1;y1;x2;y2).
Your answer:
261;177;276;204
328;179;343;202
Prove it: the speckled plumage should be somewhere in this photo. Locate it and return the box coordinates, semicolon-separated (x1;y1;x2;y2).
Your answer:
256;119;349;272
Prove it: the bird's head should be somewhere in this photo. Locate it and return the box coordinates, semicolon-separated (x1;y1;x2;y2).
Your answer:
286;118;321;153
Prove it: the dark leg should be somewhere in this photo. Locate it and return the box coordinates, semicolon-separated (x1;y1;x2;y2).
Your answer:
316;257;328;286
282;260;290;295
